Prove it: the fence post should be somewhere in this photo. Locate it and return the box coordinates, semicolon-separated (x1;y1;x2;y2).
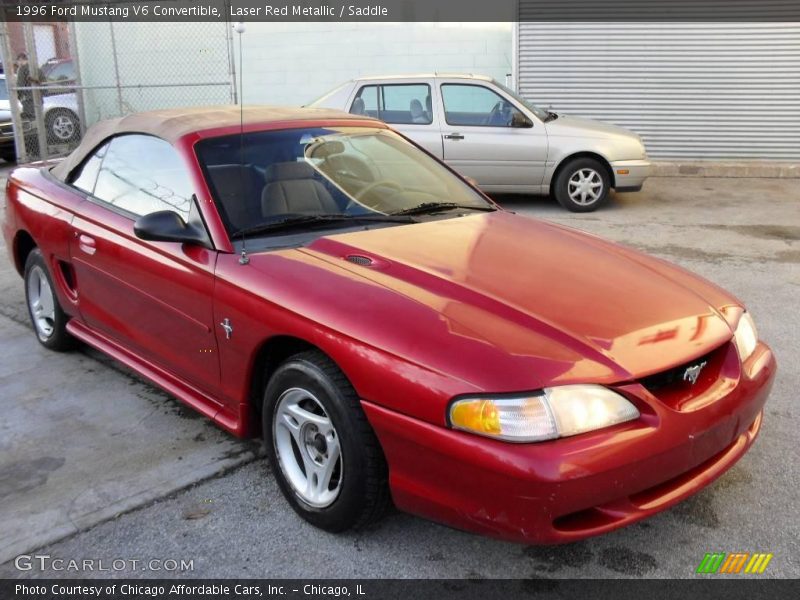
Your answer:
21;21;49;162
108;21;124;115
0;22;32;163
67;21;87;139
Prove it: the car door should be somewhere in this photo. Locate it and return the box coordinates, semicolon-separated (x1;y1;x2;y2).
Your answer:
348;80;444;158
438;80;548;191
67;134;221;396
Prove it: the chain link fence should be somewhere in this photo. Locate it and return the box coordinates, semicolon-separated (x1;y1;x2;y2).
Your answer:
1;20;236;163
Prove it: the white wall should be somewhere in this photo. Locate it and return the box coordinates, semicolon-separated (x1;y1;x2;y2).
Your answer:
72;22;512;124
233;22;513;106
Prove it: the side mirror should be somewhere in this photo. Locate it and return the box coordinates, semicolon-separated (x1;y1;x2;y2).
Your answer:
511;111;533;128
134;210;208;246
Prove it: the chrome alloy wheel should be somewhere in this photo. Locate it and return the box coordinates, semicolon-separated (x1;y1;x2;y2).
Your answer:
26;265;56;340
50;113;76;141
568;168;604;206
273;387;343;508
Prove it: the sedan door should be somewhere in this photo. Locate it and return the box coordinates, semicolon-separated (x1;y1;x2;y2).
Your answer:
67;134;222;397
348;80;444;158
438;80;548;192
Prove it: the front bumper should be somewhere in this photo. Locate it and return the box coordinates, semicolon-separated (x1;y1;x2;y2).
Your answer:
611;158;651;192
363;342;775;544
0;123;14;148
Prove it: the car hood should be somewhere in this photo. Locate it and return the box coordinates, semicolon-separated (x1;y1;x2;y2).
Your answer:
247;212;738;392
546;114;640;141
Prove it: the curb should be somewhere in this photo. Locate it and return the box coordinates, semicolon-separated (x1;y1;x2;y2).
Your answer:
651;162;800;179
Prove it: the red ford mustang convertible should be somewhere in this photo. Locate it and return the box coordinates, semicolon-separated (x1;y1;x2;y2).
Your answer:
2;107;775;543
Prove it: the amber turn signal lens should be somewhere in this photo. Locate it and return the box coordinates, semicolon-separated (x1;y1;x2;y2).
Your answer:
450;399;501;435
616;169;630;175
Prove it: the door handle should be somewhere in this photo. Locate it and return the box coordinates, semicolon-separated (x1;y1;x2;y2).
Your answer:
444;133;464;140
77;233;96;256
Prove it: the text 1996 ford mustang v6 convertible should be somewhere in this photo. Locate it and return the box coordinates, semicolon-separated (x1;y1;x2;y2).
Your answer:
2;106;775;543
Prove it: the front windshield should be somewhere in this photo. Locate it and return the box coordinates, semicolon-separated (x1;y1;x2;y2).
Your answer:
196;126;494;236
494;81;550;121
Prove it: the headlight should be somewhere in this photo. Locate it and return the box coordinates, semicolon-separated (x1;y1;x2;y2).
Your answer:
733;312;758;361
449;385;639;443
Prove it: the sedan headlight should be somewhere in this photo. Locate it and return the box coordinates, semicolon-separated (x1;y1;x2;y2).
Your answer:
733;312;758;361
449;385;639;443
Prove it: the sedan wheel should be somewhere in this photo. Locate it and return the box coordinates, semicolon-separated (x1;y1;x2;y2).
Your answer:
24;249;74;351
554;157;611;212
568;168;604;207
263;350;390;532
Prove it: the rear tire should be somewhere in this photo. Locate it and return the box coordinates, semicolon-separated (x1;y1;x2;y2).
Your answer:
553;157;611;212
263;350;390;532
24;248;74;351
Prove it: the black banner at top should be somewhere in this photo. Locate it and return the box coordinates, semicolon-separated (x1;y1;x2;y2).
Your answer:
2;0;800;22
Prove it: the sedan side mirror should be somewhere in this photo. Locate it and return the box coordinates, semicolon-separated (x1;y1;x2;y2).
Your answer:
134;210;209;246
511;112;533;128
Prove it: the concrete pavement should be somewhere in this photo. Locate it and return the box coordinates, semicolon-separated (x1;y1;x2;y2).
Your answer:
0;172;797;578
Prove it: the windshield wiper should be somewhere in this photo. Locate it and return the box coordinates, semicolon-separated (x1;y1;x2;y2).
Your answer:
234;213;414;238
390;202;496;216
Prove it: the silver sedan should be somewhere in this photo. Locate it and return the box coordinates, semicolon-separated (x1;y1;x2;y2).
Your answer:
310;74;650;212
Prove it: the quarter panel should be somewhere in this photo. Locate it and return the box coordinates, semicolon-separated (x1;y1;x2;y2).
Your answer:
6;167;85;317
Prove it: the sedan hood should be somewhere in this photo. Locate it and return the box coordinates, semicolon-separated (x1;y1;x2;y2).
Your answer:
297;212;737;388
546;114;639;141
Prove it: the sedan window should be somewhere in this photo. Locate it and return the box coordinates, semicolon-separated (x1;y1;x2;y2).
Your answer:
441;84;525;128
42;60;75;83
352;84;432;125
92;135;194;219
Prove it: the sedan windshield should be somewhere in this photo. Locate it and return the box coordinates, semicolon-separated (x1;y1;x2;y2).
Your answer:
494;81;551;121
196;126;494;236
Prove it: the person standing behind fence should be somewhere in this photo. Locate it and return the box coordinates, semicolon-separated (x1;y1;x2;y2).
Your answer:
15;53;38;119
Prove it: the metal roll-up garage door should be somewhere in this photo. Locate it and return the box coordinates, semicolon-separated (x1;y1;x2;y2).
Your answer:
516;21;800;160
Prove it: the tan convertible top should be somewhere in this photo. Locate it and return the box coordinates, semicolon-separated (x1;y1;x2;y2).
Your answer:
51;105;379;181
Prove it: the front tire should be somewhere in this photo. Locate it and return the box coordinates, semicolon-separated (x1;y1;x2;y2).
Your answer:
553;157;611;212
263;350;390;532
24;248;74;351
